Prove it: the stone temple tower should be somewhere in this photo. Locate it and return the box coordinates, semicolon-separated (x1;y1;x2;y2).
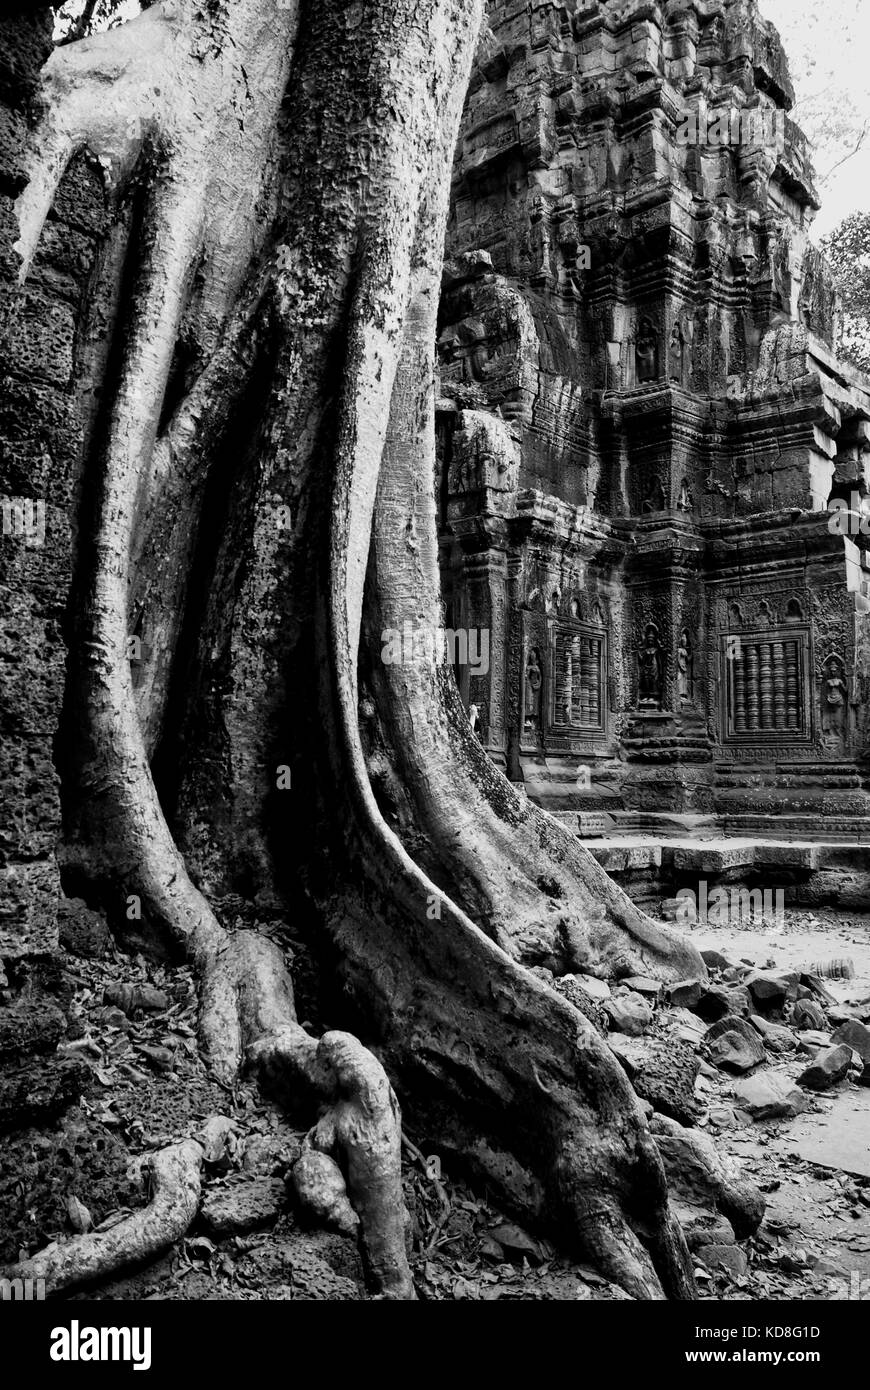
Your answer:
436;0;870;838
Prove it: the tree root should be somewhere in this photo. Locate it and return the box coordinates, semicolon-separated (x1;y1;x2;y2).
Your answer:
0;1140;204;1296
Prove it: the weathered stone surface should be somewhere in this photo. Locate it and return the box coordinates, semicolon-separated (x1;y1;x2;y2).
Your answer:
792;998;827;1030
748;1015;797;1052
650;1114;765;1238
733;1071;809;1121
676;1208;737;1253
621;976;662;1001
0;1057;86;1132
666;979;703;1010
437;0;870;834
798;1045;853;1091
700;950;733;972
570;974;611;1001
698;1244;748;1279
746;972;796;1009
831;1019;870;1065
58;898;111;959
0;999;66;1063
552;974;608;1032
607;1034;700;1127
201;1176;287;1236
693;985;734;1023
704;1017;765;1074
604;992;652;1037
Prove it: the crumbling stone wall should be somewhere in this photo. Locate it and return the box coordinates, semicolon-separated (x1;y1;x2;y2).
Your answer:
0;6;107;962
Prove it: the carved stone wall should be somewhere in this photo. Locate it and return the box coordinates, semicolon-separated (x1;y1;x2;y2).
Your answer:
436;0;870;834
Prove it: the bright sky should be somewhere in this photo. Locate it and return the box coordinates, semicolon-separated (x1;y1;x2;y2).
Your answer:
759;0;870;237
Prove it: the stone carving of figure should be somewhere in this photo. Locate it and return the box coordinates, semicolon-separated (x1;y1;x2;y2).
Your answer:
677;629;693;706
524;647;543;731
821;656;848;743
642;477;665;513
636;319;658;383
678;478;693;511
468;703;481;735
638;623;665;706
669;323;684;383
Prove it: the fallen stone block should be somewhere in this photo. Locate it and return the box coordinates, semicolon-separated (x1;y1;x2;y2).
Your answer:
607;1034;700;1127
700;949;733;972
692;984;733;1022
792;998;827;1030
675;1207;737;1252
0;1057;87;1132
621;976;662;1001
831;1019;870;1066
0;998;66;1063
746;971;797;1010
58;897;111;959
748;1016;796;1052
666;979;703;1010
798;1044;853;1091
797;1029;831;1055
698;1244;748;1279
650;1113;765;1238
704;1016;765;1074
201;1176;287;1236
604;991;652;1037
732;1070;808;1121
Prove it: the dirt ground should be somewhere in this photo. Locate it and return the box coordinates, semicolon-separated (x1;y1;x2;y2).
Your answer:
3;905;870;1301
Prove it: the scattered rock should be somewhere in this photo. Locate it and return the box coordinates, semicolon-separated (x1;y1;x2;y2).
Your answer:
732;1071;809;1121
692;984;733;1022
621;976;662;1001
831;1019;870;1066
607;1035;700;1126
676;1207;737;1252
486;1222;544;1264
604;992;652;1037
553;975;608;1031
650;1114;765;1238
700;949;732;972
698;1244;748;1278
746;971;796;1010
201;1176;287;1236
723;985;753;1019
666;979;703;1010
670;1007;706;1045
704;1016;765;1073
0;999;66;1064
748;1015;796;1052
571;974;611;1001
792;998;827;1030
0;1057;87;1132
797;1029;832;1055
199;1115;239;1169
798;1045;853;1092
103;983;169;1016
58;897;111;959
136;1044;174;1072
708;1104;739;1129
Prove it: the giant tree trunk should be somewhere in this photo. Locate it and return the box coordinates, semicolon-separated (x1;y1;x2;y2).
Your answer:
5;0;706;1300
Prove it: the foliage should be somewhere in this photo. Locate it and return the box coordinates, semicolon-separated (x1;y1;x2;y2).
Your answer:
821;213;870;374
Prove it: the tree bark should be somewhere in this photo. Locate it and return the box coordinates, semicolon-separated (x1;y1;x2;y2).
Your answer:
7;0;704;1299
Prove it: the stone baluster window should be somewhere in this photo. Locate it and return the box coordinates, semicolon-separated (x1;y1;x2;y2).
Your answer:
723;628;810;742
551;624;606;732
